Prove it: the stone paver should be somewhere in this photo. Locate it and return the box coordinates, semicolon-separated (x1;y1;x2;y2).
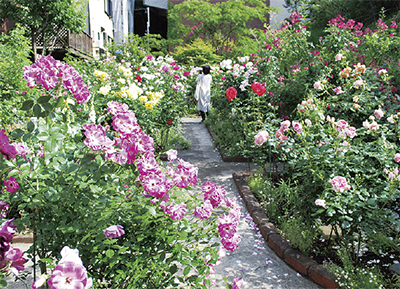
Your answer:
177;117;322;288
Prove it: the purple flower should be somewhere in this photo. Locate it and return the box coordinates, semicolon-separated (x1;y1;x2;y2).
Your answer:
104;225;125;239
0;130;17;160
136;153;161;176
3;247;25;277
0;219;17;258
4;177;19;193
218;214;237;239
0;201;10;219
221;233;241;252
48;261;92;289
165;149;177;161
167;202;188;221
194;200;213;219
107;101;129;115
12;142;32;158
82;124;114;151
232;276;244;289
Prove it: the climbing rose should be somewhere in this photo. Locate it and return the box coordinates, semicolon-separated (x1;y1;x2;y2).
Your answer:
226;87;237;102
104;225;125;239
194;200;213;219
0;130;17;160
329;176;351;192
394;153;400;163
250;81;266;96
3;177;19;193
0;201;9;219
313;81;323;90
254;131;269;146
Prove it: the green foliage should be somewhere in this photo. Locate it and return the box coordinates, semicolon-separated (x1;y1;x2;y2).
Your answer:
168;0;276;56
107;33;168;63
172;38;222;66
0;0;87;58
0;25;31;130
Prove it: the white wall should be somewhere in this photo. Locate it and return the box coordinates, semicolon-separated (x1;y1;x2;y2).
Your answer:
89;0;114;58
269;0;291;30
113;0;135;44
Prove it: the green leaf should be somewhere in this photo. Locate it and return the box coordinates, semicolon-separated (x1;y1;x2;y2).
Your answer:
183;265;191;276
11;129;24;139
36;131;49;141
33;104;42;117
106;249;114;258
27;121;35;132
169;264;178;274
37;95;52;104
21;100;34;111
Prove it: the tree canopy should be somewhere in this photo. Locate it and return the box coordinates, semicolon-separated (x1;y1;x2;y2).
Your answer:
0;0;87;59
168;0;277;56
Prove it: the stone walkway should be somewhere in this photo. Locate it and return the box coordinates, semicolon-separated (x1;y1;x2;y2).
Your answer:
8;117;323;289
177;117;322;288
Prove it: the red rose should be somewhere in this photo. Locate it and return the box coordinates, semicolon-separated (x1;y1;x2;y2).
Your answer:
251;81;266;96
226;87;237;102
168;120;173;125
135;76;142;82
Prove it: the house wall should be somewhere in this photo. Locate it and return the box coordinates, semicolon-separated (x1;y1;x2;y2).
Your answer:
89;0;114;58
113;0;135;44
269;0;291;30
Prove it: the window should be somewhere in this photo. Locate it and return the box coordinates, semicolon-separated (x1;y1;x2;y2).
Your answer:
103;32;107;47
105;0;112;16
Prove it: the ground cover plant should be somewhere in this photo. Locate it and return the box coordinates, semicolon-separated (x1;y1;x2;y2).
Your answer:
0;41;244;289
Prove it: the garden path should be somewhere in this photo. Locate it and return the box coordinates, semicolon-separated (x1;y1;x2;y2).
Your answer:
177;117;322;289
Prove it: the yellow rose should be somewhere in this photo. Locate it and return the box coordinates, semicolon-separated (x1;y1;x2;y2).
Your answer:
353;96;359;102
353;103;361;111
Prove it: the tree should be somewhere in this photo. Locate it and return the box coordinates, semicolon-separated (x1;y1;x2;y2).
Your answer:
0;0;87;60
168;0;277;56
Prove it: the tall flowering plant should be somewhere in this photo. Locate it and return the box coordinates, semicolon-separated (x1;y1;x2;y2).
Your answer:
1;55;242;288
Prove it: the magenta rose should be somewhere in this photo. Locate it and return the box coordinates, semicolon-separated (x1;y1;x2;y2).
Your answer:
104;225;125;239
3;177;19;193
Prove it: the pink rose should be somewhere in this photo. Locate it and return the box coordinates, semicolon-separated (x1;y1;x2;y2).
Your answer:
104;225;125;239
394;153;400;163
334;119;348;131
254;131;269;146
313;81;323;90
374;109;384;119
165;149;178;161
292;122;303;134
329;176;351;192
280;120;291;132
305;119;312;126
315;199;326;207
369;121;379;131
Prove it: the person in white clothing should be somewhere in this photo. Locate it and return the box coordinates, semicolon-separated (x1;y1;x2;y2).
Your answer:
194;65;212;123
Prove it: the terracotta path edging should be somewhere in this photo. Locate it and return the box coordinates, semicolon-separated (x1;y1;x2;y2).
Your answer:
205;124;253;163
232;172;340;289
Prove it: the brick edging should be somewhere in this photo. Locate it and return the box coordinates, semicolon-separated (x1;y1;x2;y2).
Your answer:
12;233;33;244
205;124;253;163
232;172;340;289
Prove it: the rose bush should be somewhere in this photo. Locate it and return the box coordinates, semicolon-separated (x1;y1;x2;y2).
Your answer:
0;54;243;288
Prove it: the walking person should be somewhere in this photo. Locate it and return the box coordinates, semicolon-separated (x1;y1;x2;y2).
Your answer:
194;65;212;123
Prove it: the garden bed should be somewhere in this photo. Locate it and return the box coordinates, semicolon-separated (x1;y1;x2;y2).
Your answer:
233;172;400;289
205;124;253;163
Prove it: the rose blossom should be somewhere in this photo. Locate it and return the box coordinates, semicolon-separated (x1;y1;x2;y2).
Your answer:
226;87;237;102
165;149;178;161
280;120;291;132
232;276;244;289
329;176;351;192
374;109;384;119
394;153;400;163
3;177;19;193
335;53;344;61
251;81;266;96
315;199;326;207
369;121;379;131
104;225;125;239
305;119;312;126
313;81;323;90
292;122;303;134
254;131;269;146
